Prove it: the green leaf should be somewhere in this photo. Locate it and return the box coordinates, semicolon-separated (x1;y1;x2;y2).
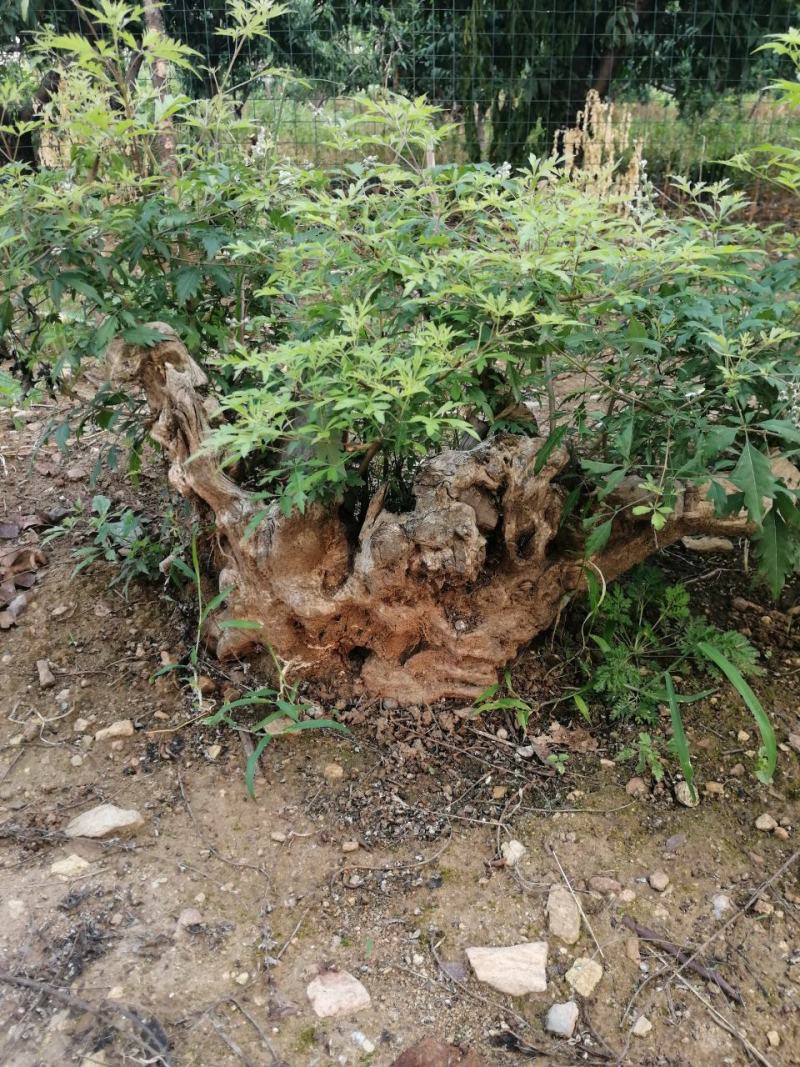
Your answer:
533;425;567;474
664;671;696;803
697;641;776;785
174;266;202;306
729;442;776;526
584;519;613;557
759;419;800;446
573;692;591;722
218;618;264;630
121;325;169;346
245;733;272;798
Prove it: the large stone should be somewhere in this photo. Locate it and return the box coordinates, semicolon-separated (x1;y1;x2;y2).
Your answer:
65;803;144;839
565;957;603;997
465;942;548;996
545;1001;579;1038
392;1038;487;1067
547;886;580;944
306;970;370;1018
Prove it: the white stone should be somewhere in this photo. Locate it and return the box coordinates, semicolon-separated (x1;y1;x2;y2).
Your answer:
206;744;222;761
632;1015;653;1037
675;781;699;808
500;839;527;867
37;659;55;689
307;971;371;1018
176;908;203;930
73;718;90;733
712;893;732;920
50;854;90;878
95;719;134;741
65;803;144;839
466;942;548;996
767;1030;780;1048
755;813;778;832
547;886;580;944
545;1001;579;1038
648;870;670;892
565;957;603;997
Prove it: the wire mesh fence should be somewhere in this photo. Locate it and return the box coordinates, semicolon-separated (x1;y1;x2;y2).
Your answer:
7;0;800;181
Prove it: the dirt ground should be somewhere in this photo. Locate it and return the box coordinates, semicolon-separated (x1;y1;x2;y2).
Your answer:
1;403;800;1067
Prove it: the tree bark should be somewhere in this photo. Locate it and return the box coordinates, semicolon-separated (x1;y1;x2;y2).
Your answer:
110;326;753;704
142;0;178;175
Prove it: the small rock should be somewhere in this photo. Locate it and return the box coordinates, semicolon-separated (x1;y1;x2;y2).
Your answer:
774;826;790;841
466;942;548;995
70;755;83;767
767;1030;780;1048
439;959;469;982
500;840;527;867
95;720;134;742
753;898;774;916
306;970;370;1018
589;876;621;895
681;535;734;553
206;744;222;761
619;888;636;904
176;908;203;930
323;762;344;782
234;971;249;986
547;886;580;944
704;781;724;796
65;803;144;839
788;733;800;754
491;785;508;800
755;813;778;832
737;730;751;743
544;1001;579;1039
36;659;55;689
50;854;90;878
351;1032;376;1055
711;893;732;920
665;833;687;852
496;728;508;741
625;777;647;797
632;1015;652;1037
565;957;603;997
625;936;641;963
649;870;670;892
342;840;359;853
270;831;287;843
675;781;699;808
197;675;216;695
73;718;90;733
731;763;745;776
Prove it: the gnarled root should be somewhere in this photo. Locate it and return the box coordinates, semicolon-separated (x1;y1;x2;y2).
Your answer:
110;326;751;703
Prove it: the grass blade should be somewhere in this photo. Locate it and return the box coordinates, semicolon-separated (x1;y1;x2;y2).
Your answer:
664;671;696;803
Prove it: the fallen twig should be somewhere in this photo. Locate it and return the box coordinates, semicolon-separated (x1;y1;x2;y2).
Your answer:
621;916;743;1004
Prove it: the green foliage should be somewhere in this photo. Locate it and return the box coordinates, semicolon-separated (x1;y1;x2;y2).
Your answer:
42;493;169;591
617;731;665;785
472;669;533;732
203;646;348;797
580;565;761;724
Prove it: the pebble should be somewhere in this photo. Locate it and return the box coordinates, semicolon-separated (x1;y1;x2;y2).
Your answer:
704;781;724;796
466;942;548;995
95;719;134;742
306;970;371;1018
500;840;527;867
589;876;621;895
55;688;71;707
36;659;55;689
565;957;603;997
65;803;144;839
619;888;636;903
675;781;699;808
755;813;778;832
774;826;790;841
176;908;203;930
648;870;670;892
711;893;732;919
547;886;580;944
767;1030;780;1048
664;833;687;853
70;755;83;767
270;831;287;843
496;728;508;741
632;1015;652;1037
50;854;90;878
351;1032;376;1055
625;936;641;963
731;763;745;776
625;777;647;797
234;971;249;986
342;840;359;853
73;718;90;733
544;1001;579;1038
323;762;344;782
737;730;751;743
206;744;222;761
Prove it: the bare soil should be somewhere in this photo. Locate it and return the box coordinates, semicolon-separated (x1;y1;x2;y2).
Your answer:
1;403;800;1067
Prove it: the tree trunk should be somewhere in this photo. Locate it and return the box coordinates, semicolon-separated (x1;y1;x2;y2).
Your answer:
142;0;178;175
110;326;752;705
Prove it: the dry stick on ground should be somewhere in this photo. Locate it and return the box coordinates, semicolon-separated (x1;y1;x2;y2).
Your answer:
0;970;173;1065
647;949;776;1067
549;845;605;960
228;997;286;1066
208;1012;256;1067
673;848;800;983
342;828;453;875
620;916;743;1004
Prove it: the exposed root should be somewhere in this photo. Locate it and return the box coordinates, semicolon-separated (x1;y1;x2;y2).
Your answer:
109;327;752;703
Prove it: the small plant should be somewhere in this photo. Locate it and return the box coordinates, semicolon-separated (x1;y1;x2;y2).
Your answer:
43;494;167;591
472;669;534;732
203;645;348;797
579;564;777;783
617;731;665;784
